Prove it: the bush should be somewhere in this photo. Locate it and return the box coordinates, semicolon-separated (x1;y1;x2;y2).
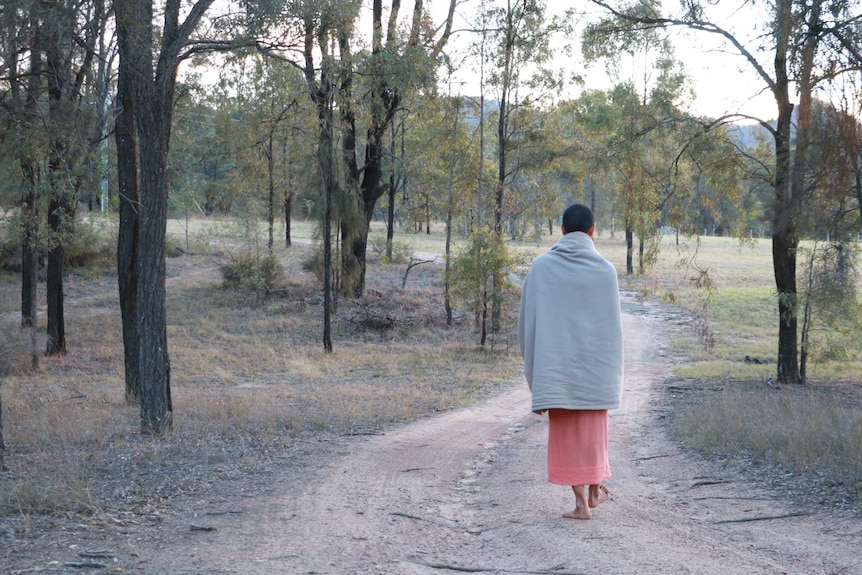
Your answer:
301;247;325;282
0;214;116;273
64;215;116;270
0;219;21;271
220;251;284;296
368;233;413;264
0;324;32;376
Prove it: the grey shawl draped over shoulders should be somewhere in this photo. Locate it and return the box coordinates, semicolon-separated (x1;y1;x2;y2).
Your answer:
518;232;624;412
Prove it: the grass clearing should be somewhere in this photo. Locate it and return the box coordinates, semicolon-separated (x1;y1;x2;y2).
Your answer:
1;217;860;519
0;231;523;519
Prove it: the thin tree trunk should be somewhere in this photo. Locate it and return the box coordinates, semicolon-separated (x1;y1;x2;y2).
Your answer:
638;235;645;276
284;188;293;248
267;131;275;254
625;221;634;275
46;197;69;356
20;2;41;334
20;184;38;330
772;0;800;384
387;117;396;261
0;383;5;471
322;102;334;353
43;0;78;358
115;30;140;405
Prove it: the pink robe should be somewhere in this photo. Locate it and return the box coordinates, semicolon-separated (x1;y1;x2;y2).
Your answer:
547;409;611;485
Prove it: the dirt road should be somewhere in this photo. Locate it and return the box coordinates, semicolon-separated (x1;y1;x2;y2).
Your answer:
133;302;861;574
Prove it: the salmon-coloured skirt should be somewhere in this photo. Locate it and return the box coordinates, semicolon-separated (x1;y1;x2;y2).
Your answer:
547;409;611;486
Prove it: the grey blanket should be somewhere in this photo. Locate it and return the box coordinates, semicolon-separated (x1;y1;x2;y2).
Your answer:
518;232;624;412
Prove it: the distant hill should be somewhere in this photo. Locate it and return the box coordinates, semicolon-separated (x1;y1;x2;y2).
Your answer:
727;122;773;149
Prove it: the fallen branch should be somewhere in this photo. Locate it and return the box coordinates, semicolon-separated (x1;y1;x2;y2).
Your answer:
389;511;461;531
409;560;585;575
77;551;114;559
635;454;672;461
690;479;730;488
714;511;810;524
402;258;436;288
692;496;780;501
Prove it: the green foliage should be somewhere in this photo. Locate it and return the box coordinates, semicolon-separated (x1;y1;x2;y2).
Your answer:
63;216;117;270
0;213;116;273
448;228;516;344
799;241;861;363
300;247;325;283
220;251;284;296
368;233;412;264
0;219;20;271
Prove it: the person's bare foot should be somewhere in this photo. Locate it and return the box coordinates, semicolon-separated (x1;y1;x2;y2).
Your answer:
563;507;592;520
566;485;592;519
589;484;611;508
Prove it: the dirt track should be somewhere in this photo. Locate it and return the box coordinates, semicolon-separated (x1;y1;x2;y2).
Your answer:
121;299;861;575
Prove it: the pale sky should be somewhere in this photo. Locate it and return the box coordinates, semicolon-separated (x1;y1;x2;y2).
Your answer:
434;0;781;121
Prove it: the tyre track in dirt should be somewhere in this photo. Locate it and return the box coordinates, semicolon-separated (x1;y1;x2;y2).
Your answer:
134;301;862;574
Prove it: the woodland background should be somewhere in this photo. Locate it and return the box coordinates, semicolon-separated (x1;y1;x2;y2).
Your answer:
0;0;861;522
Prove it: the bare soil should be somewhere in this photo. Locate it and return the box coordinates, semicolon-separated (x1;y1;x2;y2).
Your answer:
2;262;861;574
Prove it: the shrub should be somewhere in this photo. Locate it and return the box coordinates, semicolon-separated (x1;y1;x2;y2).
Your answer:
64;215;116;270
369;233;413;264
0;324;32;376
220;251;284;296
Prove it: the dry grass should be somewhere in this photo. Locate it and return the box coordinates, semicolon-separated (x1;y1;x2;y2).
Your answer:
0;232;522;518
1;218;860;520
669;380;862;511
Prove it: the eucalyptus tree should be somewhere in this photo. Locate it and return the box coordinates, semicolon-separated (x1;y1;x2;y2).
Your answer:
113;0;231;432
336;0;458;297
0;0;112;357
1;0;41;339
196;54;316;251
557;91;620;227
589;0;862;384
241;0;459;300
794;100;862;381
481;0;572;235
474;0;572;331
583;10;694;274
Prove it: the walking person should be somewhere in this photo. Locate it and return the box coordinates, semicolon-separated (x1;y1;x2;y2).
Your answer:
518;203;624;520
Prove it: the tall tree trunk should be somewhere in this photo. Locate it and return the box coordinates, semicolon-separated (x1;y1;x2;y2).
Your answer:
387;118;396;261
20;184;38;331
284;188;293;248
267;131;275;254
45;196;69;355
20;2;41;333
282;136;293;248
0;382;5;471
115;49;141;405
115;0;214;432
771;0;800;384
134;94;173;432
43;0;78;358
321;104;335;353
